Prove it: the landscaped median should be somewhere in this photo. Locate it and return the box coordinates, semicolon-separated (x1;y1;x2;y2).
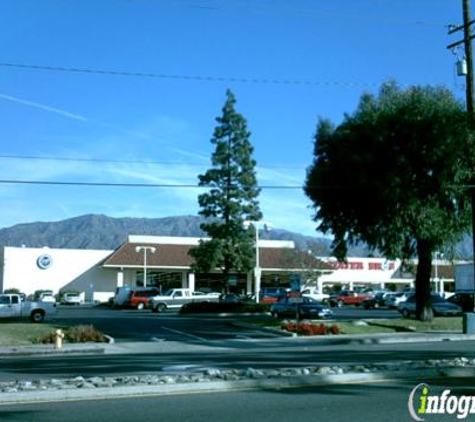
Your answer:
245;316;464;336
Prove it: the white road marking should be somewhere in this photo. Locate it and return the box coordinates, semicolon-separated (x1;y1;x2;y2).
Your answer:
161;327;207;342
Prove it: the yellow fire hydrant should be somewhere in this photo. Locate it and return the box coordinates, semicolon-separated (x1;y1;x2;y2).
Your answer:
54;329;65;350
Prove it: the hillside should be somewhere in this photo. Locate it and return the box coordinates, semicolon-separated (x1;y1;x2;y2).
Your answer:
0;214;333;252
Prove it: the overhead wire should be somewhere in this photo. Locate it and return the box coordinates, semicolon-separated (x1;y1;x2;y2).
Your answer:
0;179;303;189
0;61;380;88
0;153;308;170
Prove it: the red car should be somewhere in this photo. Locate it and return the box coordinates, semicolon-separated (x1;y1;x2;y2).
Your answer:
124;288;160;310
329;291;370;307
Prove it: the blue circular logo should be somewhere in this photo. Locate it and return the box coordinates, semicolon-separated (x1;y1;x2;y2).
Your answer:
37;254;53;270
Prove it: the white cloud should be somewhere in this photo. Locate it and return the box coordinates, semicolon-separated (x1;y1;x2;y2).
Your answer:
0;92;88;121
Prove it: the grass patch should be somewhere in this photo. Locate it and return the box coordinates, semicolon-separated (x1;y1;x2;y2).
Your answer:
0;322;69;346
365;317;463;333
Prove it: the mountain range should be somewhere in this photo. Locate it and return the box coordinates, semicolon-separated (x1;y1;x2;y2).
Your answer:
0;214;338;253
1;214;471;259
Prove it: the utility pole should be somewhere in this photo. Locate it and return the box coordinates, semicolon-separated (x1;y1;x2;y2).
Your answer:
448;0;475;329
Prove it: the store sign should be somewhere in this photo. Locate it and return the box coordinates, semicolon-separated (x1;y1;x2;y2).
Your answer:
327;261;395;271
37;254;53;270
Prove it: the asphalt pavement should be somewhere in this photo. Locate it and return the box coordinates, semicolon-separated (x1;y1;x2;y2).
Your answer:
2;306;475;407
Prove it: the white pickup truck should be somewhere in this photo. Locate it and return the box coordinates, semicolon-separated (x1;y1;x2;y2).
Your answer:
150;288;219;313
301;287;330;303
0;294;57;322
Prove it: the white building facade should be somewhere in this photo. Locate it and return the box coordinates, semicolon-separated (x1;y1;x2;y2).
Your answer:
0;236;455;301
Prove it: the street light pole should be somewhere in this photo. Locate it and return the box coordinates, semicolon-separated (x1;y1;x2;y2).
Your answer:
135;246;156;288
244;220;271;303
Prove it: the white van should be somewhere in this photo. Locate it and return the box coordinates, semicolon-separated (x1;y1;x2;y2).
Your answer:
113;286;133;306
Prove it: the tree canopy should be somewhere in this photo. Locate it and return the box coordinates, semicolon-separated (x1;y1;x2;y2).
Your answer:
190;90;262;289
304;82;474;320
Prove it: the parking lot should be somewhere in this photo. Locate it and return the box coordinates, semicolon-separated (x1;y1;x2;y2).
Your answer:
51;304;400;343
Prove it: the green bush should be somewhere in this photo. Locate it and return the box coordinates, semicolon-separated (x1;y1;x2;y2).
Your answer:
180;301;271;314
33;325;107;344
3;288;21;294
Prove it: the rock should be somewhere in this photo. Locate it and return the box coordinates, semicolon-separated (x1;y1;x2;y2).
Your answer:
204;368;221;377
352;320;369;326
316;366;333;375
78;382;96;389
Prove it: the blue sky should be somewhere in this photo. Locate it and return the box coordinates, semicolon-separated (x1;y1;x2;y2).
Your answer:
0;0;465;237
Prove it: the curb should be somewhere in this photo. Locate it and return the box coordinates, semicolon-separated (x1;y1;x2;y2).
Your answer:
231;322;475;344
0;369;443;405
0;345;106;358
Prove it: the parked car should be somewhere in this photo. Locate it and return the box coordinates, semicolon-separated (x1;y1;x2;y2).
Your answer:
328;291;370;307
385;292;412;309
447;292;474;312
260;287;288;303
60;292;83;305
125;288;161;310
37;290;56;303
0;293;57;322
219;293;245;304
361;291;389;309
270;297;333;319
397;294;462;318
301;287;330;302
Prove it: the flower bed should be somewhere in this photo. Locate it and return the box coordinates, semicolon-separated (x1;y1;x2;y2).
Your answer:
281;320;341;336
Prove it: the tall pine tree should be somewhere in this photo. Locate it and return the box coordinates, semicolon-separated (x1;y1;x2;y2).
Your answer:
190;90;262;291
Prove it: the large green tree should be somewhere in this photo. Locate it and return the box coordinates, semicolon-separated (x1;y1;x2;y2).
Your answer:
190;90;262;291
304;82;474;320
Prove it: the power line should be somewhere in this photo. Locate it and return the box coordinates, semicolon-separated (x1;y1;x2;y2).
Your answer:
0;154;308;170
0;179;303;189
0;61;379;88
2;178;471;191
149;0;446;27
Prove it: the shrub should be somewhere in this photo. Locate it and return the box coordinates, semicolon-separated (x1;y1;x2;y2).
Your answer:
33;325;107;344
280;321;341;336
3;288;21;294
281;320;296;332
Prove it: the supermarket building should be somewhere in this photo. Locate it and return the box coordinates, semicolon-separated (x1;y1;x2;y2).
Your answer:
0;235;454;301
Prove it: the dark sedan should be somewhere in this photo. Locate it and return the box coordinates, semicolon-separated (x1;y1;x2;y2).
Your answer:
270;297;333;319
397;294;462;318
361;292;388;309
447;292;474;312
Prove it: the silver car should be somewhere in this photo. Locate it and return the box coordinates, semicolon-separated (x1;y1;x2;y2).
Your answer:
398;294;462;318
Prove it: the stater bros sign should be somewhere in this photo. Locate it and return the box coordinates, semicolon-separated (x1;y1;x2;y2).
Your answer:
325;259;396;271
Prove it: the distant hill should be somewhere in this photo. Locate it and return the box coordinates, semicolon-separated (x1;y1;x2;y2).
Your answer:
0;214;333;252
1;214;471;259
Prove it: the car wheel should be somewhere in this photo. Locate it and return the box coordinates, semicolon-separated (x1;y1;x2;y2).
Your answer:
374;303;379;309
31;310;45;323
402;308;410;318
337;300;344;308
157;303;166;313
271;311;278;319
136;302;145;310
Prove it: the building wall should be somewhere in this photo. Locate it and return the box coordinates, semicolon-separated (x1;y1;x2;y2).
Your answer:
2;246;115;301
